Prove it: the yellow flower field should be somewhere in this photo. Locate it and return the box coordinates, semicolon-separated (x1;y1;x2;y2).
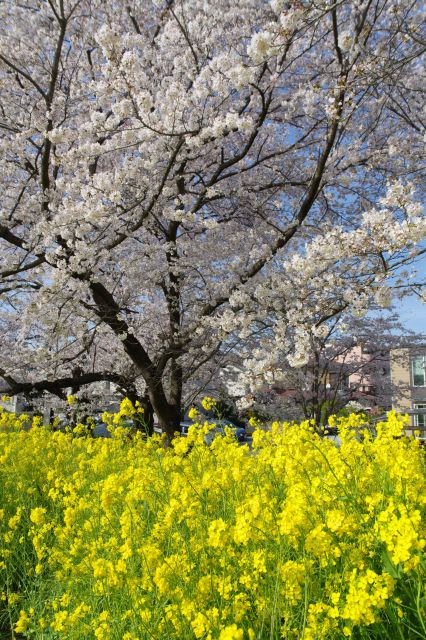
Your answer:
0;407;425;639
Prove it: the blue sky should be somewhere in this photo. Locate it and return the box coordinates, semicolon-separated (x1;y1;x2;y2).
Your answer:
394;252;426;334
397;295;426;334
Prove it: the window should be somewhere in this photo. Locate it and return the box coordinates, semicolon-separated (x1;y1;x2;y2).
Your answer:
414;404;426;428
412;356;426;386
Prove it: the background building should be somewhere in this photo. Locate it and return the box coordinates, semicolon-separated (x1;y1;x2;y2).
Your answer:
390;347;426;437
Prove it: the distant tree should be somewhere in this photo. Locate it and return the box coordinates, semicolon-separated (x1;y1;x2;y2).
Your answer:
227;311;421;425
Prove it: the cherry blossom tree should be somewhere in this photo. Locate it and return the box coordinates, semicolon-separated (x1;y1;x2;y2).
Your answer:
0;0;425;439
232;311;421;425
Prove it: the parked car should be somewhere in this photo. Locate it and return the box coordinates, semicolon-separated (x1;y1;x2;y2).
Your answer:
179;419;246;444
179;420;192;436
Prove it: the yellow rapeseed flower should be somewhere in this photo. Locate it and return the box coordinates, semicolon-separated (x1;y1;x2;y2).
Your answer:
219;624;244;640
201;396;216;411
0;409;424;639
14;610;30;634
188;406;200;421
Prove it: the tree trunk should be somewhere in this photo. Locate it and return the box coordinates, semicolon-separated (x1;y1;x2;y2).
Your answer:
89;280;182;442
169;358;183;418
148;390;180;444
